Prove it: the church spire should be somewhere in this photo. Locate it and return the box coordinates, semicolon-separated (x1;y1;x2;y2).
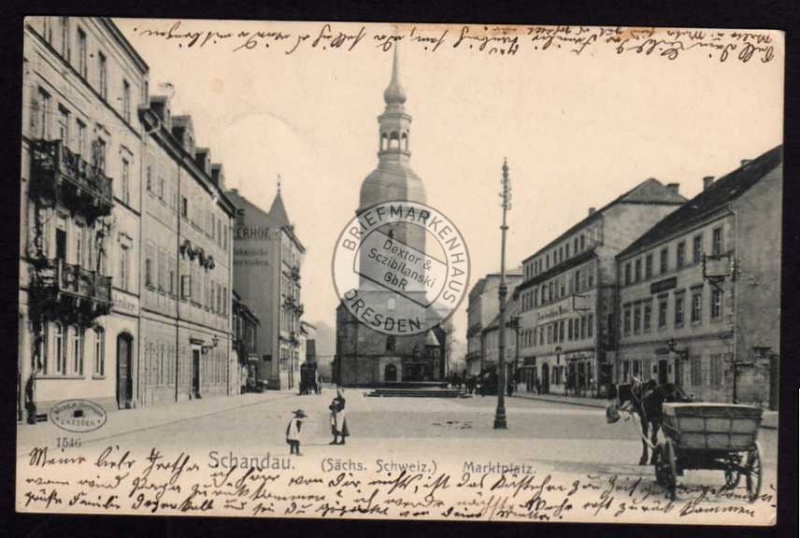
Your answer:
383;45;406;107
378;45;411;160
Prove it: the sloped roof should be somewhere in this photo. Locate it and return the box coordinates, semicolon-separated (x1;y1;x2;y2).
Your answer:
522;178;687;264
618;145;783;259
268;192;291;228
484;298;522;333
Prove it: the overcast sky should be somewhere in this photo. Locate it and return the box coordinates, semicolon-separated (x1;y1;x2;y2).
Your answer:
114;20;783;354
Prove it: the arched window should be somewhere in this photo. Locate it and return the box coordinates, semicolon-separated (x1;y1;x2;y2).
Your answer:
381;133;388;151
389;131;400;149
53;322;65;375
71;324;83;375
93;327;105;376
401;132;408;150
386;336;396;352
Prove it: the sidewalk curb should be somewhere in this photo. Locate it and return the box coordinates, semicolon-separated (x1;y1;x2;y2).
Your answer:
512;393;779;430
16;392;296;459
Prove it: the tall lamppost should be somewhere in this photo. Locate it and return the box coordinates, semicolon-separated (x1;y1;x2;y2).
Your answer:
494;159;512;429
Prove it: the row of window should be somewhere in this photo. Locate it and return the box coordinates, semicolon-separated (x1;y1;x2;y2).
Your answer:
519;262;596;312
33;86;134;206
622;287;723;336
520;314;595;348
146;167;230;252
144;245;229;317
37;322;105;378
620;354;727;387
524;225;601;281
39;17;141;124
622;227;724;286
142;340;176;387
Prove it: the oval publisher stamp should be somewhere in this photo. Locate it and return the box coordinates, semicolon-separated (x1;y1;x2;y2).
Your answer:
332;200;470;335
49;399;108;433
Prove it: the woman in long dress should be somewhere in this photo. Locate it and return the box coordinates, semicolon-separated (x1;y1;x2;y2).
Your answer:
329;388;349;445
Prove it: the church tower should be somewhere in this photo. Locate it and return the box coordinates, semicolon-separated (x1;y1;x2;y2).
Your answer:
334;48;447;387
359;47;426;283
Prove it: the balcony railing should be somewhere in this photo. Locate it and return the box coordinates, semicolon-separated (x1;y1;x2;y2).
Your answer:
34;259;112;318
30;140;114;221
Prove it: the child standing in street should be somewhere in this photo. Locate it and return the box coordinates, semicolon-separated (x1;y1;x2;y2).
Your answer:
286;409;306;455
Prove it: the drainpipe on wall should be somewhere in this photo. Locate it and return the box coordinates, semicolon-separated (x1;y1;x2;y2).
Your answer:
729;204;738;404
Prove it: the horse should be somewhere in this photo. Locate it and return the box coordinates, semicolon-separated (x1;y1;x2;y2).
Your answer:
608;379;691;465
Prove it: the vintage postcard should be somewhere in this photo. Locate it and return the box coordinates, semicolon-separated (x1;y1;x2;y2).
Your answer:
16;17;783;525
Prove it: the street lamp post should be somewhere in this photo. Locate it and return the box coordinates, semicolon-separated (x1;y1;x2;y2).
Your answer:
494;159;512;430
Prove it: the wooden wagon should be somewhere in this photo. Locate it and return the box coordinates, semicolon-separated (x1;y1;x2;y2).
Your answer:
654;403;763;502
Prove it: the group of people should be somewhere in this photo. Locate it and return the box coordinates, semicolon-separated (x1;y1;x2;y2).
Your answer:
285;387;349;456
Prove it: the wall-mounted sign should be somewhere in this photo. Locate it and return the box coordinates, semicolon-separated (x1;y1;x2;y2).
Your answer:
112;290;139;314
650;276;677;295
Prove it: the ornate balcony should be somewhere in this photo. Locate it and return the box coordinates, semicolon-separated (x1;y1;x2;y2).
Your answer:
31;259;112;325
29;140;113;223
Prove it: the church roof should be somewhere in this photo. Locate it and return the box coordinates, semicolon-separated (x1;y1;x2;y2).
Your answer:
425;330;441;347
360;162;426;207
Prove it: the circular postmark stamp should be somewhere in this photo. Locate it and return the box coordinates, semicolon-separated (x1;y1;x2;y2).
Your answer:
332;200;470;335
49;399;108;433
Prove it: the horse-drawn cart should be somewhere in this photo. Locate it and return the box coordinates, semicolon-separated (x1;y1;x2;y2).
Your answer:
654;403;763;501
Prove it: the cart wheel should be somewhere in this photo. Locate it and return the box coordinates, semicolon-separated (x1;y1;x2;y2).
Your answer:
664;439;678;501
745;442;762;502
724;454;742;490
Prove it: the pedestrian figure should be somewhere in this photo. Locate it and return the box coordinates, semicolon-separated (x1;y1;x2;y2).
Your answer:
329;388;349;445
286;409;306;455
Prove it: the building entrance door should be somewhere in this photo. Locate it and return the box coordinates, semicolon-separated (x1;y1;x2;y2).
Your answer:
657;359;669;385
116;334;133;409
384;364;397;382
192;349;201;398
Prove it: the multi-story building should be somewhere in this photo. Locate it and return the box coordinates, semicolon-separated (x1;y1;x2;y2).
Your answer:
615;147;782;409
227;187;305;390
138;96;236;407
515;179;686;397
479;293;520;391
19;17;148;417
300;320;317;366
233;290;260;393
465;270;522;377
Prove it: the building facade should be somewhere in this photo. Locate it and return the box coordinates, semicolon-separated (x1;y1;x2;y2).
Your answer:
233;290;260;393
138;96;236;407
515;179;686;398
334;49;447;387
19;17;148;416
465;271;523;377
227;188;305;391
615;148;782;409
479;294;521;390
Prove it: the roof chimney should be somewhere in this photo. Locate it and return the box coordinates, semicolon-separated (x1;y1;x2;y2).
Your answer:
703;176;715;190
741;159;752;167
666;183;680;195
588;207;596;216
